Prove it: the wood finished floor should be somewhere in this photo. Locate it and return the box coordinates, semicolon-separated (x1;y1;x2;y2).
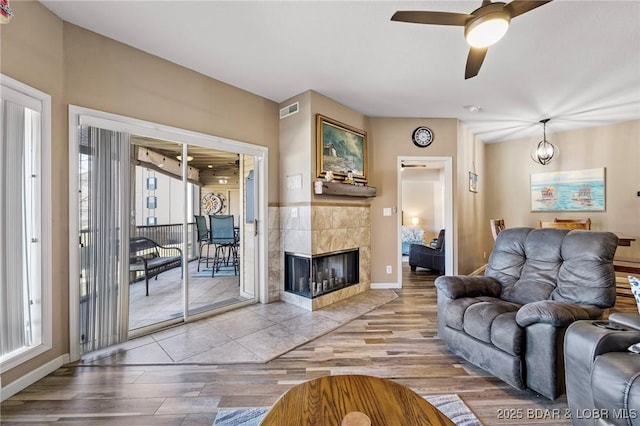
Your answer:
2;264;637;425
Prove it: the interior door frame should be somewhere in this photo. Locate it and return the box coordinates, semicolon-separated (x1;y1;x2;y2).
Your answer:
68;105;268;361
397;156;454;284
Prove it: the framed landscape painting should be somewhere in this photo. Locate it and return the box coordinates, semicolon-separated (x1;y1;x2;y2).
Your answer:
530;167;605;212
316;114;367;183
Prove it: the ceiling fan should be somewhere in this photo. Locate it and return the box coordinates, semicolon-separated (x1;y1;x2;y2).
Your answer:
391;1;552;79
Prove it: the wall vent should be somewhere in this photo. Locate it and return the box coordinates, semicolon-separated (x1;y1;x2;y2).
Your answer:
279;102;299;119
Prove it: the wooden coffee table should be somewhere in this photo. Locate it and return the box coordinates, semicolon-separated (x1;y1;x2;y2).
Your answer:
259;374;455;425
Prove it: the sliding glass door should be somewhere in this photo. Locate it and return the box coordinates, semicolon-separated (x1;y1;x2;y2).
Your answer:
70;107;266;358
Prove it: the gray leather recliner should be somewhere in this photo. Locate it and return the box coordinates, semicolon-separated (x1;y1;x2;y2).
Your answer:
564;313;640;425
435;227;618;400
409;229;445;275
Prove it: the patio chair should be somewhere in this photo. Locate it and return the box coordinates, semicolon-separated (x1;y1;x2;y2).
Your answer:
209;214;238;277
195;215;214;271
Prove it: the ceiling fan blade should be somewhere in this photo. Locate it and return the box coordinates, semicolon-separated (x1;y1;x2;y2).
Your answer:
391;11;472;26
505;0;553;18
465;47;488;79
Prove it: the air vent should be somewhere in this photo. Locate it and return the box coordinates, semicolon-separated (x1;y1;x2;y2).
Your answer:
279;102;299;119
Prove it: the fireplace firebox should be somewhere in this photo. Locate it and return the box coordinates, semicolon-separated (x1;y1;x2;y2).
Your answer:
284;249;359;298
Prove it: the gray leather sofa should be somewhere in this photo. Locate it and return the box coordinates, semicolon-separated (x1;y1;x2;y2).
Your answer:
565;313;640;425
435;227;618;400
409;229;445;275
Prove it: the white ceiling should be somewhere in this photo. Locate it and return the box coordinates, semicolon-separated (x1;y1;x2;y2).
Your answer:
40;0;640;143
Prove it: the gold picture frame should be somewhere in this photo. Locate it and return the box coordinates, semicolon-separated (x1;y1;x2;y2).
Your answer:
316;114;367;183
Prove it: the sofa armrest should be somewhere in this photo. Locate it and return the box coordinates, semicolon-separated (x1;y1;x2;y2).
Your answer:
434;275;501;300
516;300;603;327
608;313;640;330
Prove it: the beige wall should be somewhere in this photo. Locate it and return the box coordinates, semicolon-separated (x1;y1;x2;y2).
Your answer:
368;118;459;283
401;172;444;242
279;91;312;204
63;23;280;202
484;119;640;259
1;1;280;388
456;122;488;274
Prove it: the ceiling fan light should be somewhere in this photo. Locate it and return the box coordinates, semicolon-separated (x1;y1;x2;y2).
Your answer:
465;12;510;48
176;155;193;162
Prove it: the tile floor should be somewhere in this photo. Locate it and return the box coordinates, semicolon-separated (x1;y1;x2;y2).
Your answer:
79;288;398;366
128;262;246;330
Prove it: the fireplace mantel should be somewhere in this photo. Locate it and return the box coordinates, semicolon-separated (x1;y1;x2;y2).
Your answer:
317;181;377;198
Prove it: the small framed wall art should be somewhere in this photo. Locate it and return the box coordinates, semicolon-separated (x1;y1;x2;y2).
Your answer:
469;172;478;193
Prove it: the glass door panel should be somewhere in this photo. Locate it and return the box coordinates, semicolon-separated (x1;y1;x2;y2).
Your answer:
188;145;252;315
128;138;186;331
239;154;257;299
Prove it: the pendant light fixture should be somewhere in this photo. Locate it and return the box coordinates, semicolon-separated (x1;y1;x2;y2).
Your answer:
531;118;557;165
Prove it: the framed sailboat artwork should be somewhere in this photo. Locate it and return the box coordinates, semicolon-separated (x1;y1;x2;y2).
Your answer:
530;168;605;212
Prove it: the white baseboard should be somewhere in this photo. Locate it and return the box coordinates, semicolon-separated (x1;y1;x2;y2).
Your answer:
1;353;70;402
371;282;402;289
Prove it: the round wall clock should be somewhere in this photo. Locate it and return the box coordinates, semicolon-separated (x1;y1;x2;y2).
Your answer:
201;192;226;215
412;126;434;148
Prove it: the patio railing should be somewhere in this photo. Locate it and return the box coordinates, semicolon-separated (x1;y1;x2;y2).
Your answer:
79;222;199;261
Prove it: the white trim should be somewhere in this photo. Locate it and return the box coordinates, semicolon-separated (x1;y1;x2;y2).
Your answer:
0;354;69;402
0;74;53;372
74;107;266;157
397;156;454;284
370;283;402;289
0;75;47;111
68;105;269;360
68;111;81;362
257;155;268;303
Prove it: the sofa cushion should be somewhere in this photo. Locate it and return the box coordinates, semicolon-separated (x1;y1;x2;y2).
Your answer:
490;311;524;356
432;229;445;250
462;300;522;355
443;297;523;356
443;296;497;331
552;230;618;308
498;228;567;305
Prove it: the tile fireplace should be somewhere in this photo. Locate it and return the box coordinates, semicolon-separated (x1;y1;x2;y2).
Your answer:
284;249;359;298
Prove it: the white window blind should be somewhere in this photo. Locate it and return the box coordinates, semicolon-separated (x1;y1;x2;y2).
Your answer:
0;75;52;370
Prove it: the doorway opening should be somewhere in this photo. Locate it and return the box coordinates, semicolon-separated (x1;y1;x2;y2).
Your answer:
397;157;453;283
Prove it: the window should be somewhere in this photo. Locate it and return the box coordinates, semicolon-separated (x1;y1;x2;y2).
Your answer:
0;75;52;370
146;196;157;209
146;176;157;190
146;217;157;226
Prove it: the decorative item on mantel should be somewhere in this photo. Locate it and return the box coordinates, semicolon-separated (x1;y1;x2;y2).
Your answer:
343;170;356;185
